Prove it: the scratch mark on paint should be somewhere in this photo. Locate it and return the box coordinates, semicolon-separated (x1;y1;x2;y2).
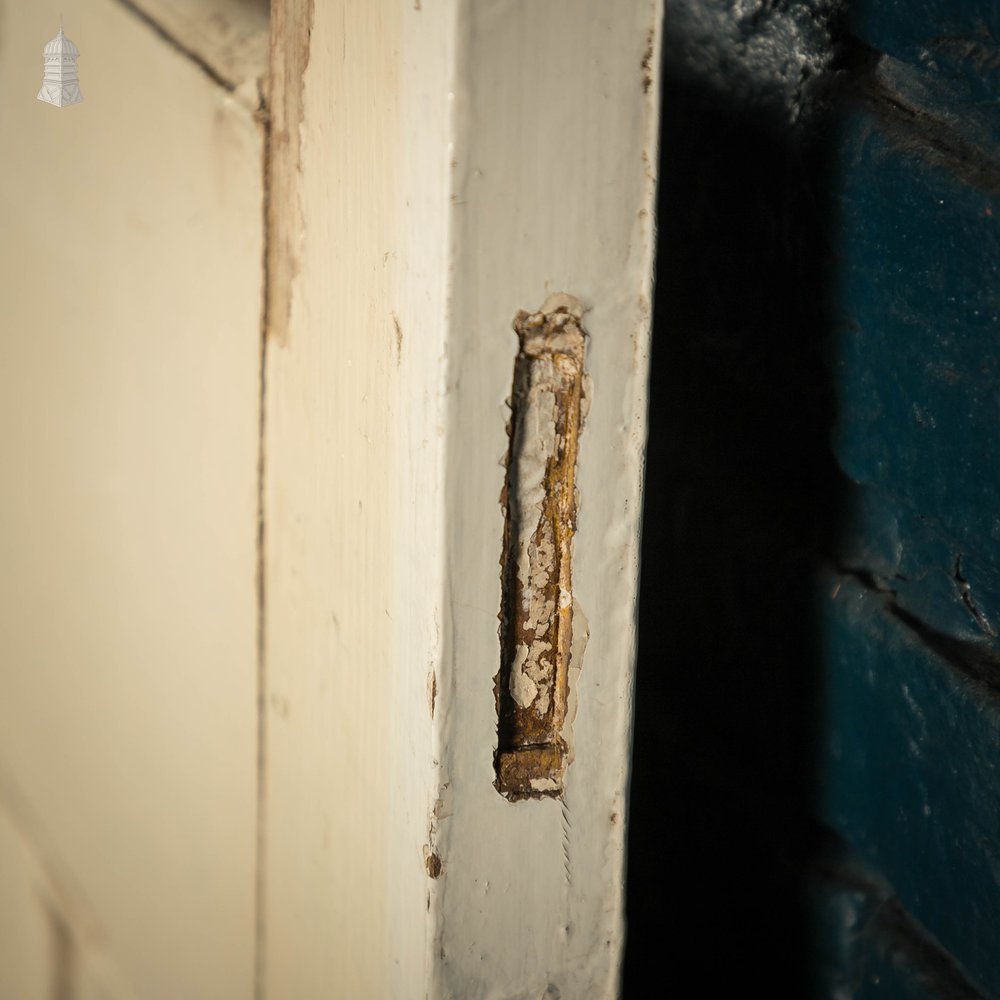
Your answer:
392;312;403;366
561;795;572;886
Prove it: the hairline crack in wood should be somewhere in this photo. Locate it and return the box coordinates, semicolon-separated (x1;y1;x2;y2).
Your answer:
495;293;587;801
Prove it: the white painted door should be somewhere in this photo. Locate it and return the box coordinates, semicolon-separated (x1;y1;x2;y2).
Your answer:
0;3;661;997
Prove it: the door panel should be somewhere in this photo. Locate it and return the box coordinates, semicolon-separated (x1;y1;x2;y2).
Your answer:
0;3;264;997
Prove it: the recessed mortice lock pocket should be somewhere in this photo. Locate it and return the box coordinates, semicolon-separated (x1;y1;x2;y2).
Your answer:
495;294;587;801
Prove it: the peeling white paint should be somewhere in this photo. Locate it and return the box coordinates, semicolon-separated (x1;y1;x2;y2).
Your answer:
508;644;538;709
529;777;560;794
513;374;558;643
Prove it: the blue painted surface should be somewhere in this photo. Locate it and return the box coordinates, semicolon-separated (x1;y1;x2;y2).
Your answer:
820;574;999;995
626;3;1000;994
810;872;952;999
819;12;1000;989
850;0;1000;123
831;112;1000;561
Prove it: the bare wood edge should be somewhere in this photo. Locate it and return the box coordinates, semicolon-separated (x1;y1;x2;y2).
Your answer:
265;0;315;348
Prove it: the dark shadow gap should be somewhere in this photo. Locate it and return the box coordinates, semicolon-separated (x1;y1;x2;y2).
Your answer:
623;5;851;993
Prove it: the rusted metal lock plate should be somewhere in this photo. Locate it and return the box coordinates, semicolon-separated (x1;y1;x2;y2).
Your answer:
495;294;587;801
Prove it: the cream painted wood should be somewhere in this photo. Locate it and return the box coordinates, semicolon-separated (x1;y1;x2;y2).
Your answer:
262;2;405;995
113;0;270;101
0;809;51;1000
0;2;264;998
0;776;138;1000
0;1;660;995
263;2;661;998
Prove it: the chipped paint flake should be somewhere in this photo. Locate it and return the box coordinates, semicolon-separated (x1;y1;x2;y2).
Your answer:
529;777;560;793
